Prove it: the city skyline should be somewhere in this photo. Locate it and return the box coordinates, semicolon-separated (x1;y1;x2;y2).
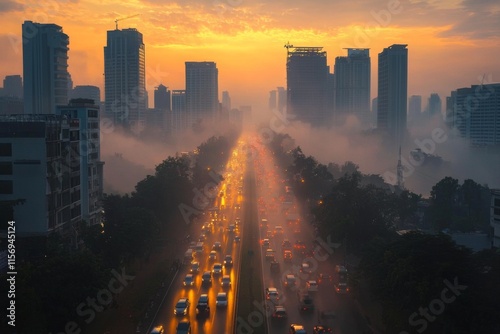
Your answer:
1;0;499;112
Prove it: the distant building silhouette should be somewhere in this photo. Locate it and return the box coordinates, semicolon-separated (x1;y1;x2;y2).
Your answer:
104;28;146;132
185;62;219;128
222;91;231;113
57;99;104;227
427;93;442;117
447;83;500;148
22;21;70;114
334;48;370;125
71;85;100;108
377;44;408;146
277;86;287;113
154;84;171;111
0;114;81;237
286;45;329;126
408;95;422;124
3;75;23;98
268;90;277;110
171;89;187;134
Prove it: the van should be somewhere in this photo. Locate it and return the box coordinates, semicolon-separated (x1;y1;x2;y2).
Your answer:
195;242;204;253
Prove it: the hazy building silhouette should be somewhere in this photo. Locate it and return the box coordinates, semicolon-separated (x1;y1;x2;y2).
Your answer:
408;95;422;123
154;84;171;111
268;90;277;110
277;86;287;113
334;48;370;124
57;99;104;227
377;44;408;146
222;91;231;112
448;83;500;148
286;45;329;126
71;85;100;108
427;93;442;117
22;21;70;114
185;62;218;128
104;28;146;132
0;114;81;236
3;75;23;98
171;89;187;134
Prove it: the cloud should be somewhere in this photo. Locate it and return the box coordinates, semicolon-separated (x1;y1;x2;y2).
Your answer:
0;0;23;12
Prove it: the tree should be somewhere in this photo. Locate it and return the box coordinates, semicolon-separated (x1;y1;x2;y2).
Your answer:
429;176;459;231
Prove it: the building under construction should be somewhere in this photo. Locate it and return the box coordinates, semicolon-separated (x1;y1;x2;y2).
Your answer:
285;44;330;126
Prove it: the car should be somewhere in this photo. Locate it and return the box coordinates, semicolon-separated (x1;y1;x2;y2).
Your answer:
216;292;228;307
209;250;217;261
212;263;223;275
299;294;314;312
176;321;191;334
306;280;318;292
221;275;231;287
150;325;164;334
198;234;206;241
272;305;287;319
284;274;296;289
223;255;233;267
190;261;200;274
317;273;333;284
300;262;312;274
174;298;190;316
262;239;270;248
183;274;194;287
212;241;222;250
265;287;279;302
265;249;275;261
196;294;210;317
202;271;212;285
284;250;293;262
270;261;280;274
282;239;292;250
313;325;333;333
289;324;307;334
234;235;241;242
275;225;284;234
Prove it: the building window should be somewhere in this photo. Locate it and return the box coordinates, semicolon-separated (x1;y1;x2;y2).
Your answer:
0;162;13;175
0;143;12;156
0;180;13;194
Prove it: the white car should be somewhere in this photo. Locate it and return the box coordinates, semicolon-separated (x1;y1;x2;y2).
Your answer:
265;287;279;302
216;292;228;307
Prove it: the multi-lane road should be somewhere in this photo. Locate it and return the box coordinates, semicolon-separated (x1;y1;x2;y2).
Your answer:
148;138;373;334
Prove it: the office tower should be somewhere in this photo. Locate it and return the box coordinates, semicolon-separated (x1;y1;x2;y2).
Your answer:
3;75;23;98
0;114;81;236
285;45;329;126
427;93;442;117
334;48;370;123
185;62;218;127
277;87;287;113
57;99;103;226
154;84;171;111
22;21;70;114
448;83;500;148
269;90;277;110
104;28;146;131
377;44;408;145
222;91;231;112
171;89;187;134
71;85;101;107
408;95;422;123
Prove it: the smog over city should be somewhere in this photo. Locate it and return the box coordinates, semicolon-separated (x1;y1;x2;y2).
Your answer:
1;1;499;334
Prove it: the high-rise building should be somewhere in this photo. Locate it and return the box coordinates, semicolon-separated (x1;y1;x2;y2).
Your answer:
22;21;70;114
56;99;104;226
71;85;101;108
3;75;23;98
377;44;408;145
171;89;187;134
0;114;81;236
104;28;146;132
268;90;277;110
286;45;329;126
448;83;500;148
154;84;170;111
334;48;370;123
408;95;422;123
427;93;442;117
277;87;287;113
185;62;218;127
222;91;231;112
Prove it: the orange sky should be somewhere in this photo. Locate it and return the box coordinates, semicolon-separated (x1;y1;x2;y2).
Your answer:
1;0;499;113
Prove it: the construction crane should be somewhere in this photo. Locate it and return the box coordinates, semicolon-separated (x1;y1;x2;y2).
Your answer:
115;14;139;30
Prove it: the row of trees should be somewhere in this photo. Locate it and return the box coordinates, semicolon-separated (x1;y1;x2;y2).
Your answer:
0;134;238;333
266;132;499;333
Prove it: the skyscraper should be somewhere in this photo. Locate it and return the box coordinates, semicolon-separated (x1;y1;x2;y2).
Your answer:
22;21;70;114
222;91;231;112
185;62;218;127
334;48;371;123
286;45;329;126
104;28;146;132
408;95;422;123
427;93;442;117
377;44;408;145
154;84;170;111
268;90;277;110
3;75;23;98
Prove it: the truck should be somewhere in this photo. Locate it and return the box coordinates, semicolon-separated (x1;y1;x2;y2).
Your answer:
334;265;349;294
